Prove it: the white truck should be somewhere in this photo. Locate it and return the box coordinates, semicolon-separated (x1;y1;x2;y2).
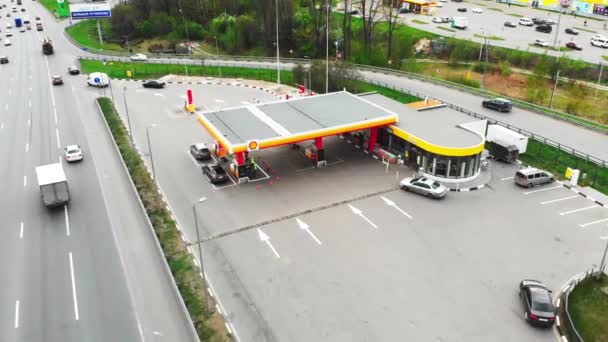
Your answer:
451;17;468;29
486;124;528;154
35;163;70;208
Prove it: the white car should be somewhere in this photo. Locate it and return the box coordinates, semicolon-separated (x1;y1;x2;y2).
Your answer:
534;39;549;47
64;145;83;162
472;7;482;13
6;23;12;29
432;17;443;23
4;38;11;46
519;18;534;26
87;72;110;87
6;30;12;37
436;2;443;7
130;53;148;61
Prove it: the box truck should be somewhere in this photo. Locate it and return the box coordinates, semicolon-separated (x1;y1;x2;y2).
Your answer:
486;124;528;154
451;17;468;29
35;163;70;208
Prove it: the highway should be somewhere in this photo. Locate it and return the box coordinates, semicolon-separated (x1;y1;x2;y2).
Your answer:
0;2;197;342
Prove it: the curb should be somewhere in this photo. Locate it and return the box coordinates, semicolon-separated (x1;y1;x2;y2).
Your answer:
450;184;486;192
560;181;608;208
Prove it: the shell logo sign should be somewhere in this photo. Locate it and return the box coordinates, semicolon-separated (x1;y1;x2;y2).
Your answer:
247;140;260;151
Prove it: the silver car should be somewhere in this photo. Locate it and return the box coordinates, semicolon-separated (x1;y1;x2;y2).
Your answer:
400;177;449;199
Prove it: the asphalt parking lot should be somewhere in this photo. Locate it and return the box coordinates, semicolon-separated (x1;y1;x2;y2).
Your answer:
400;0;607;64
107;80;607;342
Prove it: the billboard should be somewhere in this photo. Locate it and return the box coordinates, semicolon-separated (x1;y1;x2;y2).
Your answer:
69;2;112;19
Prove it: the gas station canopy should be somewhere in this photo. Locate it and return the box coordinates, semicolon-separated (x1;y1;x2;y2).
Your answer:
198;91;398;154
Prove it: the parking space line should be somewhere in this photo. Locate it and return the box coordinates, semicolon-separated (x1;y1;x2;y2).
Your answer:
541;195;579;205
579;218;608;228
501;176;514;181
524;185;562;195
559;205;601;216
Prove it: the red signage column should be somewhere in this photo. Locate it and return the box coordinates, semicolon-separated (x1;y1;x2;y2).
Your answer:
368;127;378;154
315;137;325;166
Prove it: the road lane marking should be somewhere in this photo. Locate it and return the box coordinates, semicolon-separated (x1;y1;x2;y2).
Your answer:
579;218;608;228
296;218;322;245
559;205;600;216
28;100;32;108
23;176;27;187
541;195;579;205
4;104;8;110
381;196;413;219
64;205;70;236
56;128;61;148
524;185;562;195
20;222;23;239
501;176;514;181
15;300;19;328
348;204;378;229
1;122;3;129
8;90;12;95
257;229;280;258
25;143;29;153
27;119;31;127
69;252;80;321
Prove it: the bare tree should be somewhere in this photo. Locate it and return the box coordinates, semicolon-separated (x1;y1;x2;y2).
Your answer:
382;0;400;62
360;0;382;55
342;0;353;59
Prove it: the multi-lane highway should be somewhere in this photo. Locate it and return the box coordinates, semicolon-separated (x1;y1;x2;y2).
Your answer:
0;2;196;342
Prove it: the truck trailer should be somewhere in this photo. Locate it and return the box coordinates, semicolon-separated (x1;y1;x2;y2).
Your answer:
486;124;528;154
451;17;468;29
42;39;53;55
35;163;70;208
14;18;22;28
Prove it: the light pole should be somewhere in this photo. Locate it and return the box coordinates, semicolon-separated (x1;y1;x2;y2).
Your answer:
304;55;312;91
177;0;190;77
549;69;560;109
275;0;281;85
122;86;134;147
146;124;158;181
335;40;339;61
325;2;330;93
192;197;209;308
598;236;608;279
213;36;222;79
596;62;604;98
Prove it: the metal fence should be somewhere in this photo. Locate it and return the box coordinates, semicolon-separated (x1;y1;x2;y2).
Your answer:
561;267;602;342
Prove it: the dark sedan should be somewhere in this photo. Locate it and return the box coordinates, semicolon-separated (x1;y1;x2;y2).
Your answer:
68;65;80;75
565;27;579;35
457;7;467;12
202;163;228;184
482;97;512;112
566;41;583;50
519;280;556;327
190;143;211;161
143;80;166;88
504;21;516;28
52;75;63;85
0;56;8;64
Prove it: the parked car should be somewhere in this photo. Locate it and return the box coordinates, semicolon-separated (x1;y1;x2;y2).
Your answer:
129;53;148;61
400;177;449;199
482;97;512;112
544;18;556;25
514;167;554;188
0;56;8;64
64;145;83;162
202;163;228;184
190;143;211;161
518;280;556;327
472;7;482;13
565;27;579;35
142;79;166;88
504;21;517;28
457;7;467;12
432;17;443;23
347;9;360;15
68;65;80;75
398;7;411;14
531;17;545;25
566;41;583;50
442;17;451;23
52;75;63;85
534;39;549;47
518;18;534;26
436;2;443;7
536;24;552;33
5;30;12;37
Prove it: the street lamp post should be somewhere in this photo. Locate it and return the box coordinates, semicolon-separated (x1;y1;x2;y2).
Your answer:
177;1;190;77
304;55;312;91
146;124;158;181
325;3;330;94
598;236;608;279
275;0;281;85
122;86;134;147
192;197;209;308
213;36;222;79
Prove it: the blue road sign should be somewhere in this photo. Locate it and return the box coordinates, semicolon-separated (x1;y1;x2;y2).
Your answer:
71;10;111;19
94;77;101;84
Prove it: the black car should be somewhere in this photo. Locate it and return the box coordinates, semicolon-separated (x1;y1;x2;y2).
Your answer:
536;24;552;33
190;143;211;161
202;163;228;184
504;21;517;28
565;27;579;35
68;65;80;75
531;17;545;25
398;7;411;14
482;97;512;112
52;76;63;85
566;41;583;50
20;7;24;11
519;280;556;327
457;7;467;12
347;9;359;15
0;56;8;64
142;80;165;89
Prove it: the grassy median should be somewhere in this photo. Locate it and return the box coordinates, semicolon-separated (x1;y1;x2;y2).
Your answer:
97;97;228;342
66;20;124;51
568;274;608;341
38;0;69;18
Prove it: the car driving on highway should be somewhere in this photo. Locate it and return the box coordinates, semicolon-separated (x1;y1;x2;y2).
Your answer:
68;65;80;75
518;280;556;327
64;145;83;162
400;177;449;199
0;56;8;64
565;27;579;35
504;21;516;28
518;18;533;26
52;75;63;85
566;41;583;50
482;97;512;112
130;53;148;61
202;163;228;184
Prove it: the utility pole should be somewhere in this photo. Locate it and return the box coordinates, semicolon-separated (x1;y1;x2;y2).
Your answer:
214;36;222;79
549;69;560;108
304;55;312;91
325;2;330;93
596;63;604;97
553;9;562;50
192;197;210;310
146;124;158;182
96;19;104;47
276;0;281;85
122;86;133;147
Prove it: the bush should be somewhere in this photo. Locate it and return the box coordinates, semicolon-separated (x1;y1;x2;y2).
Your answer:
445;75;481;88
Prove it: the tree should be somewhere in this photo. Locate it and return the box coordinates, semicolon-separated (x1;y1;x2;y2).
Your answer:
109;4;139;37
341;0;353;60
360;0;381;54
382;0;400;63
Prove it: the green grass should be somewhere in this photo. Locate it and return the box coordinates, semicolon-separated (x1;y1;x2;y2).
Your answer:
474;34;505;41
351;81;421;103
412;19;430;25
520;140;608;194
487;7;504;11
507;13;524;17
568;275;608;342
38;0;70;18
97;97;228;341
66;20;125;52
573;26;598;33
603;56;608;62
438;26;456;32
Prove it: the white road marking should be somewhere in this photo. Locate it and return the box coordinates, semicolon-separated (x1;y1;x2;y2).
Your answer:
296;218;322;245
257;229;280;258
381;196;413;219
14;300;19;328
23;176;27;187
524;185;562;195
28;100;32;108
64;205;70;236
69;252;80;320
9;90;12;95
501;176;514;181
25;143;29;153
348;204;378;229
27;119;31;127
56;128;61;148
20;222;23;239
559;205;600;216
541;195;579;205
5;104;8;110
1;122;3;129
579;218;608;228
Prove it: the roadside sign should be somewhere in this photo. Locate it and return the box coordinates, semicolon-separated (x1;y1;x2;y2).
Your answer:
126;70;132;78
102;58;107;65
69;3;111;19
94;77;101;84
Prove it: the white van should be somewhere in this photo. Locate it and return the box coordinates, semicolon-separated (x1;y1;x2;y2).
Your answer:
519;18;534;26
591;35;608;48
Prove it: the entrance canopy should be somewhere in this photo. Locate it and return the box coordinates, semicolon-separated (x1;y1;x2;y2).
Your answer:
197;91;398;154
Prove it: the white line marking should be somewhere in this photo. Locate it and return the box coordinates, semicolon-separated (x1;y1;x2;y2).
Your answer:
4;104;7;110
56;128;61;148
257;229;280;258
27;119;31;127
501;176;514;181
14;300;19;328
524;185;562;195
1;122;3;129
20;222;23;239
69;252;80;320
64;205;70;236
348;204;378;229
23;176;27;187
9;90;12;95
296;218;322;245
579;217;608;228
541;195;579;205
28;100;32;107
25;143;29;153
381;196;413;219
559;205;600;216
